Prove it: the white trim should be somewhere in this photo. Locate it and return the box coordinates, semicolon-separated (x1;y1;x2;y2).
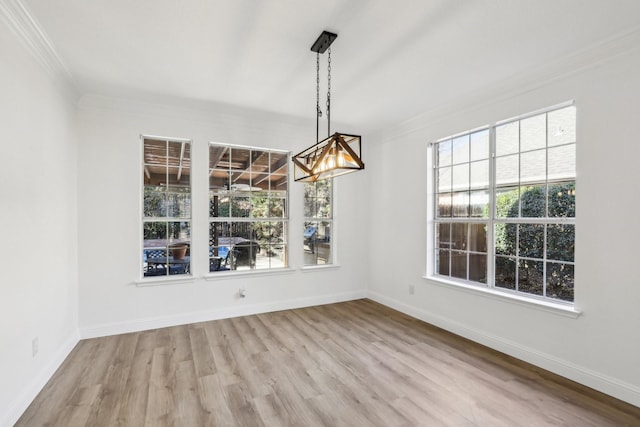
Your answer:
1;329;80;427
209;140;290;155
79;290;367;339
301;264;341;272
0;0;75;88
204;267;296;280
135;276;195;286
367;291;640;408
424;276;580;318
377;25;640;143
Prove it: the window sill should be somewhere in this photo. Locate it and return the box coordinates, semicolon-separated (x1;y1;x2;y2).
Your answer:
204;267;296;280
301;264;341;272
423;275;582;318
135;275;195;287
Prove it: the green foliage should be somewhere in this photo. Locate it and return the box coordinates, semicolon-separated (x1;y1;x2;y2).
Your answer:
494;182;575;300
495;182;575;261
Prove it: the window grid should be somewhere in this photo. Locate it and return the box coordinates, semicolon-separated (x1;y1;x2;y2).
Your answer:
433;103;576;303
142;136;192;278
303;180;333;266
208;143;289;272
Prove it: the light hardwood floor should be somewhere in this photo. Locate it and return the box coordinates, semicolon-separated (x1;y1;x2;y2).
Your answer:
16;299;640;426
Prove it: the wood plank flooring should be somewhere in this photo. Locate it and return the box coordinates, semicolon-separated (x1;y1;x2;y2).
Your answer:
15;299;640;426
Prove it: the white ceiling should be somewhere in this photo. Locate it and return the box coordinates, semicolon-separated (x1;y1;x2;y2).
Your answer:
22;0;640;133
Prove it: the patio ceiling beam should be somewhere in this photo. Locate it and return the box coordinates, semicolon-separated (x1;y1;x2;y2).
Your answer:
177;142;186;182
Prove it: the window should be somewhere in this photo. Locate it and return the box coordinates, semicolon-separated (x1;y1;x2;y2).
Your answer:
142;137;191;278
432;104;576;303
303;180;333;266
209;143;289;272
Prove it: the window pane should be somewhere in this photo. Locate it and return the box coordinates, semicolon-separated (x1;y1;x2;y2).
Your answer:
519;224;544;259
144;139;166;165
232;195;251;217
548;106;576;146
437;193;452;217
495;187;519;218
496;121;519;156
269;194;286;218
470;160;489;190
166;186;190;218
495;154;519;186
452;164;469;192
438;167;452;192
451;223;468;250
229;147;250;171
520;185;546;218
546;262;574;302
304;179;331;266
452;135;470;164
144;221;167;242
495;223;516;256
469;254;487;282
470;190;489;218
452;191;469;217
548;182;575;217
438;140;452;167
451;252;467;279
468;223;487;253
436;250;450;276
144;186;166;217
547;224;575;262
518;260;544;296
143;138;192;279
437;223;451;249
495;256;516;290
520;114;546;152
548;144;576;181
470;129;489;161
520;149;546;184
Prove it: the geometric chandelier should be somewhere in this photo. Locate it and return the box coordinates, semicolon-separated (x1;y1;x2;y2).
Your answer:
293;31;364;182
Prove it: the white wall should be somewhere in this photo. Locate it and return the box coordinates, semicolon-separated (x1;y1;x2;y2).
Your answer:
366;37;640;406
0;17;79;426
75;95;369;337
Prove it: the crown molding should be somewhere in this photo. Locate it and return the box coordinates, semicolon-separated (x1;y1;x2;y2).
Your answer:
0;0;76;91
377;25;640;143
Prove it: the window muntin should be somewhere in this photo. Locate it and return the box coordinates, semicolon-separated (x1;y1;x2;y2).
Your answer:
142;137;192;278
433;104;576;303
209;143;289;272
303;180;333;266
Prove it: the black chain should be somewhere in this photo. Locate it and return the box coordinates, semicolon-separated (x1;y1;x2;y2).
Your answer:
316;52;321;144
326;47;331;137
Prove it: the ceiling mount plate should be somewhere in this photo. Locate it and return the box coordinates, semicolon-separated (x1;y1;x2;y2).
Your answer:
311;31;337;53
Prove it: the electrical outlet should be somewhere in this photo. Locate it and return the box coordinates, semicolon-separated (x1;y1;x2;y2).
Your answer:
238;288;246;298
409;285;415;295
32;337;39;357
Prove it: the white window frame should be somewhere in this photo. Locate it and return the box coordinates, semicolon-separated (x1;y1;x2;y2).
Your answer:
140;135;192;282
303;179;334;267
427;102;577;310
207;142;290;275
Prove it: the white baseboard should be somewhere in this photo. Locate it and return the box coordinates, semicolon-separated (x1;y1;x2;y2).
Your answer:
80;290;368;339
367;291;640;408
2;330;80;427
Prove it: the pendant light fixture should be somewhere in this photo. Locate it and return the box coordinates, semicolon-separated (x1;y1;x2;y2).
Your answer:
293;31;364;182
